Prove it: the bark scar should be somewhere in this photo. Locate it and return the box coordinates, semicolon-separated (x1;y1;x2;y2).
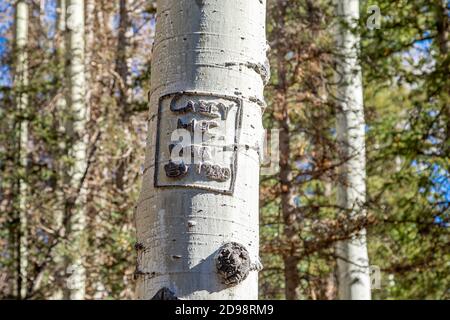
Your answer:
225;61;271;85
216;242;252;286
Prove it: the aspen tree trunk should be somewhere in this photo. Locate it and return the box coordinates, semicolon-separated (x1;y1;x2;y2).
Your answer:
14;0;29;300
65;0;87;300
56;0;67;152
135;0;269;300
334;0;371;300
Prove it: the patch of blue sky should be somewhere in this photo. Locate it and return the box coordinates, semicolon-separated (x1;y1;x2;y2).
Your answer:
0;36;7;56
0;2;14;88
433;216;449;228
414;30;432;53
112;13;120;31
410;161;449;195
0;18;13;56
131;59;141;75
0;0;13;21
0;19;13;34
398;30;435;85
44;0;57;39
411;161;450;226
430;165;450;200
133;86;144;99
295;159;313;185
0;64;11;87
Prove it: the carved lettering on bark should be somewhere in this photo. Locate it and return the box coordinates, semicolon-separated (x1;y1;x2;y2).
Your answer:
177;118;219;133
164;161;189;179
155;92;242;194
170;95;234;121
197;162;231;182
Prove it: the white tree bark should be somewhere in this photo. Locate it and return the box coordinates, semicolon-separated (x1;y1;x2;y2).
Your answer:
15;0;29;300
136;0;268;300
334;0;371;300
65;0;87;300
56;0;67;122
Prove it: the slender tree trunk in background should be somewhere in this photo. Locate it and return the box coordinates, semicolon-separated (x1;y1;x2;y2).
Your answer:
135;0;268;300
85;0;95;105
436;0;449;55
280;99;299;299
334;0;371;300
116;0;133;118
84;1;106;299
14;0;29;300
324;182;338;300
273;1;300;300
436;0;449;152
115;0;133;192
281;110;300;300
56;0;67;183
64;0;87;300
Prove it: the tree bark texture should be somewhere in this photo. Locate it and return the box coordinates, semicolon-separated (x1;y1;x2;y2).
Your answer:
334;0;371;300
136;0;269;300
65;0;88;300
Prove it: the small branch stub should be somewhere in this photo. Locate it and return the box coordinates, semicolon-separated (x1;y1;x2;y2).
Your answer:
216;242;251;286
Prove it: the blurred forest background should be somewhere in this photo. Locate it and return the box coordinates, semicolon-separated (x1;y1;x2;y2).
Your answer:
0;0;449;299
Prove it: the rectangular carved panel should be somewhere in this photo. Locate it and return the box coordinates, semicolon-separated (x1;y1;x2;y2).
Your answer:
154;92;242;194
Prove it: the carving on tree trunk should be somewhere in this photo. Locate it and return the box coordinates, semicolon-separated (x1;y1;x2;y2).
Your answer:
177;119;220;133
170;96;232;120
164;161;189;179
154;92;242;194
136;0;267;299
197;163;231;182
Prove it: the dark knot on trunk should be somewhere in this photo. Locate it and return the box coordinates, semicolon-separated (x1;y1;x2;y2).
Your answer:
216;242;251;286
